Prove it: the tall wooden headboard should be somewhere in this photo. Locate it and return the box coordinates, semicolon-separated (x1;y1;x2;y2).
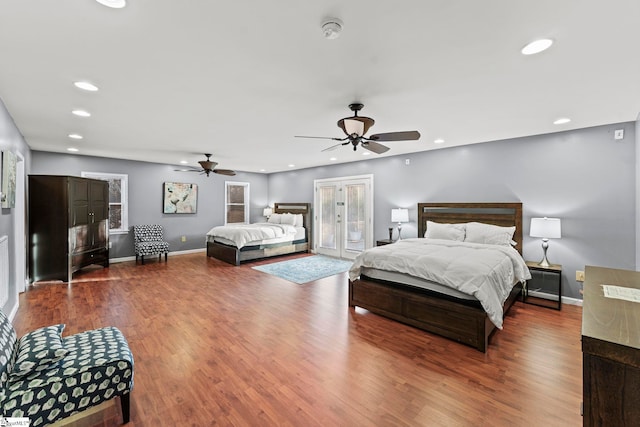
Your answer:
274;202;312;246
417;202;523;254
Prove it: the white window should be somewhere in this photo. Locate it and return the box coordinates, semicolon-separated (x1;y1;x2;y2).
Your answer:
81;172;128;234
225;181;249;224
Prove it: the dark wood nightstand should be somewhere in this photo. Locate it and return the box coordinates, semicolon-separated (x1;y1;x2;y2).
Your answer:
376;239;394;246
524;261;562;310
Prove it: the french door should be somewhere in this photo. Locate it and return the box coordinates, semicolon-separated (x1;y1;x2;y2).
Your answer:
314;175;373;260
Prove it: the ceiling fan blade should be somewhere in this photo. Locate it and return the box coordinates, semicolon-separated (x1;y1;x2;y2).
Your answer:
361;140;390;154
367;131;421;142
295;135;346;141
175;168;202;172
321;141;351;152
213;169;236;176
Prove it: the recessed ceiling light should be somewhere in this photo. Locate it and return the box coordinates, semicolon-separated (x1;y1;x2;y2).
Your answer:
74;81;99;92
95;0;126;8
329;157;337;161
179;160;188;164
67;147;79;152
260;169;266;172
68;133;83;140
553;117;571;125
521;39;554;55
362;152;371;156
72;109;91;117
288;164;295;168
434;138;445;144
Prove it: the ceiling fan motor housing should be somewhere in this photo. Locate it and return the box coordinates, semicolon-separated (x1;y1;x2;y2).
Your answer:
338;104;374;136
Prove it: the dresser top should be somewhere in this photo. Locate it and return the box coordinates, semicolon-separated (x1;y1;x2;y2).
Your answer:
582;265;640;350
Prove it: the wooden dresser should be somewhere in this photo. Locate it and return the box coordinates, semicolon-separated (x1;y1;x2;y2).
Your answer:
582;265;640;426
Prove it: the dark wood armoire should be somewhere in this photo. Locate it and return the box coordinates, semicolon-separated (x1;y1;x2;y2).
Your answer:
29;175;109;283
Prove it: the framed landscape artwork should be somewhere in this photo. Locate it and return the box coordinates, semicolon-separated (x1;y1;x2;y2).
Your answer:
1;150;16;209
163;182;197;214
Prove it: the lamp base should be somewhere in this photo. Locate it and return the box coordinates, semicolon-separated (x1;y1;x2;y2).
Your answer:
397;224;403;240
538;238;552;267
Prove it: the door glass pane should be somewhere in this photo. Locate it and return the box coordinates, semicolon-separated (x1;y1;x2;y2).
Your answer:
320;186;336;249
345;183;365;252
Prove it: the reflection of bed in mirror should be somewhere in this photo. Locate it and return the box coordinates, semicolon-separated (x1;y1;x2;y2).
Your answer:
206;203;311;265
349;202;527;352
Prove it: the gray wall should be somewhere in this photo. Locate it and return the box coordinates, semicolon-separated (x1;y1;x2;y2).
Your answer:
0;97;31;316
31;152;269;258
269;121;637;300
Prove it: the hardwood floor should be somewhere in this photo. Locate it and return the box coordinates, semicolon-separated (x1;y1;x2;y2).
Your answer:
13;252;584;426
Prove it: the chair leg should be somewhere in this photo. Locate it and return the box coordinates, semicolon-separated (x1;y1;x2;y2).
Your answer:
165;252;168;262
158;253;161;262
141;255;145;265
120;393;130;424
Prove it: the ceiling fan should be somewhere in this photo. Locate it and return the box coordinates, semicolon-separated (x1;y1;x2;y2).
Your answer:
295;103;420;154
175;153;236;176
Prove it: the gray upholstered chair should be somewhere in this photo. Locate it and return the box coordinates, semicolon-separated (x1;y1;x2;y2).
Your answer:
133;224;169;264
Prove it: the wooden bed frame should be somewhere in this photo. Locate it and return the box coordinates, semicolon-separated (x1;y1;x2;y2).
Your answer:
207;202;311;265
348;202;524;352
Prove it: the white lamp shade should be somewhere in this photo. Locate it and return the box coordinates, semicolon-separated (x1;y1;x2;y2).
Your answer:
530;217;561;239
263;207;273;217
391;208;409;223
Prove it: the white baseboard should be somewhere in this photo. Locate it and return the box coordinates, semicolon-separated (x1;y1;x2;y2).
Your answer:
109;248;206;264
528;290;583;307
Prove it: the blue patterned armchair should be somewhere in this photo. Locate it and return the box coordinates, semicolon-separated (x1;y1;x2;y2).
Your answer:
133;224;169;264
0;310;134;426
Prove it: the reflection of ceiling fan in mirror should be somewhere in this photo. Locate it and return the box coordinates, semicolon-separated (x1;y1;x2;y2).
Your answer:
175;153;236;176
295;103;420;154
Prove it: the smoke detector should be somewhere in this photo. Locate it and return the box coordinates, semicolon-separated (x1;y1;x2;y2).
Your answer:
322;18;343;40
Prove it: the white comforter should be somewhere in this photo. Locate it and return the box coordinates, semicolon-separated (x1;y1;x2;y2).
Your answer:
349;238;531;329
206;223;298;249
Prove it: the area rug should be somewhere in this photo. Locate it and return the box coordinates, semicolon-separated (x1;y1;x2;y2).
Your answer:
252;255;353;284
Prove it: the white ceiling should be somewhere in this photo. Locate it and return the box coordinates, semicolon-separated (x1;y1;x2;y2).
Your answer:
1;1;639;173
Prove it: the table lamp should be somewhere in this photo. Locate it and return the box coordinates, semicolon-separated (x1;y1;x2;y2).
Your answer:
391;208;409;240
263;207;273;219
530;217;561;267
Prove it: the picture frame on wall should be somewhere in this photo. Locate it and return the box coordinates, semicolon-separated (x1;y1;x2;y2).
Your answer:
163;182;197;214
1;150;17;209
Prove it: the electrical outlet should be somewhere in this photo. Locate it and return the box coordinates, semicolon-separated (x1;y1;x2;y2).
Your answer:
614;129;624;140
108;241;112;249
576;270;585;282
181;235;186;242
405;158;410;165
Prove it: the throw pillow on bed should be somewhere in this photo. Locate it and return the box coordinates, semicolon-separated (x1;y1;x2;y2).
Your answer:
464;222;515;246
280;213;296;225
268;213;281;224
424;221;465;241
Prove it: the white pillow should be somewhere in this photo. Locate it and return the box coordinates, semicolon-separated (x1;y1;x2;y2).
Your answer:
268;213;281;224
280;213;296;225
424;221;465;241
464;222;516;246
294;214;304;227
